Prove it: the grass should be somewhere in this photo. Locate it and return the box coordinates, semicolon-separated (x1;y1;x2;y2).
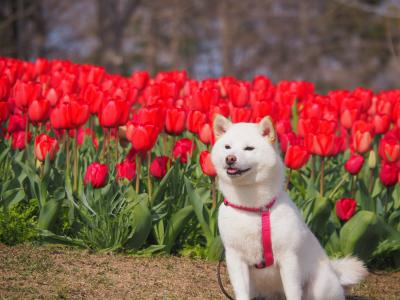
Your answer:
0;243;399;299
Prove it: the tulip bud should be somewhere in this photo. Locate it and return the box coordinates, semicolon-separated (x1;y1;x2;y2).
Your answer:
84;163;108;188
150;156;170;179
344;155;364;175
335;198;357;221
199;150;217;177
116;160;136;181
34;134;59;161
368;150;376;169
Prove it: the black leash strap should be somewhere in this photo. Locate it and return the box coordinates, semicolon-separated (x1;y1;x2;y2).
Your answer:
217;253;235;300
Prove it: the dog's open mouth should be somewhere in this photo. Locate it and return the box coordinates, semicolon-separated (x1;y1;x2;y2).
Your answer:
226;167;251;176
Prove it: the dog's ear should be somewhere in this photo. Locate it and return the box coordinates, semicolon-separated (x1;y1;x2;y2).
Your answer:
258;116;276;144
213;114;231;139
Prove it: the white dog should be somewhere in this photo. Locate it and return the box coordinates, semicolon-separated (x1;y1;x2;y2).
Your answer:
211;115;367;300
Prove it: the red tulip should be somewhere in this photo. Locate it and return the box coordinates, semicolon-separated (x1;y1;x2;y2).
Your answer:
173;138;195;163
11;131;31;150
336;198;357;221
28;98;50;123
82;84;104;114
228;82;249;107
340;108;360;129
372;114;390;134
231;107;252;123
305;133;335;156
98;98;129;128
379;162;399;187
351;121;374;154
84;162;108;188
150;156;170;178
12;80;41;111
187;110;207;134
126;122;159;152
34;134;59;161
189;87;219;112
199;150;217;176
116;160;136;181
344;155;364;175
378;137;400;163
199;123;214;145
165;108;186;135
284;145;310;170
50;99;90;129
131;71;149;90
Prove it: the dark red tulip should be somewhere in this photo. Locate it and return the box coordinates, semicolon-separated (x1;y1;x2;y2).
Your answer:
150;156;170;178
336;198;357;221
84;162;108;188
11;131;31;150
199;150;217;177
344;155;365;175
284;145;310;170
0;102;9;124
8;114;26;133
98;98;129;128
0;75;11;100
173;138;195;163
379;162;399;187
34;134;59;161
187;110;207;134
165;108;186;135
28;98;50;123
116;160;136;181
126;122;159;152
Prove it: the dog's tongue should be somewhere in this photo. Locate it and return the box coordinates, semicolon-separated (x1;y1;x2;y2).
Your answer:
227;167;239;175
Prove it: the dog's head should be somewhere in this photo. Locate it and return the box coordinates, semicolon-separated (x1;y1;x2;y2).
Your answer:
211;115;283;186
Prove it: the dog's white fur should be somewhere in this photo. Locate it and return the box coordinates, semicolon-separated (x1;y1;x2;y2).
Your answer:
211;115;368;300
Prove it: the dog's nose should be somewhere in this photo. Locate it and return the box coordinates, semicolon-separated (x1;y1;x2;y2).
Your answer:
225;155;237;165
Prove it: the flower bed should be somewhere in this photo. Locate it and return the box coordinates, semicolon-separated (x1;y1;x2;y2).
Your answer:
0;57;399;267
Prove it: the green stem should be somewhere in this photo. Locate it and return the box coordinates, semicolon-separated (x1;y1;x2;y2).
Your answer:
286;169;292;191
311;155;315;182
116;128;120;162
211;177;217;209
66;133;70;176
147;151;152;202
73;129;79;192
320;157;325;197
136;154;141;193
351;175;356;198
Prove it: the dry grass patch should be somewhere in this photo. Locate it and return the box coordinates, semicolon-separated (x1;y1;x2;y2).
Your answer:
0;243;399;299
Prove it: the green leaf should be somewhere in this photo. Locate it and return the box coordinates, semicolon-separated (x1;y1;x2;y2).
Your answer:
340;210;390;261
207;235;224;261
164;205;194;253
37;198;62;230
124;194;152;249
184;176;212;242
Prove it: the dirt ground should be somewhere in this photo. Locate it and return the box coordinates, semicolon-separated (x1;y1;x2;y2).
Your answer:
0;244;399;300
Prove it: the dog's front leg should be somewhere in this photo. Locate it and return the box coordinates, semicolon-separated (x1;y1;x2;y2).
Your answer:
225;249;251;300
279;254;302;300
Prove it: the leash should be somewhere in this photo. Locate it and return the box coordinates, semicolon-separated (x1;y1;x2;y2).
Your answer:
217;251;234;300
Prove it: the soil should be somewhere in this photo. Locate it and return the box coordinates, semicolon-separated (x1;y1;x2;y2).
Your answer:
0;244;399;299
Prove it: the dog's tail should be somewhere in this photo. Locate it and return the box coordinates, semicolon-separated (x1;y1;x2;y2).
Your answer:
330;256;368;287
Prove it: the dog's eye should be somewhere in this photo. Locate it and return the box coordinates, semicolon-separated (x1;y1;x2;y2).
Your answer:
225;145;231;149
244;146;254;151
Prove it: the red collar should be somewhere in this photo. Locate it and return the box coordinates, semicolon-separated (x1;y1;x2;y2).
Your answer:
223;197;276;269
